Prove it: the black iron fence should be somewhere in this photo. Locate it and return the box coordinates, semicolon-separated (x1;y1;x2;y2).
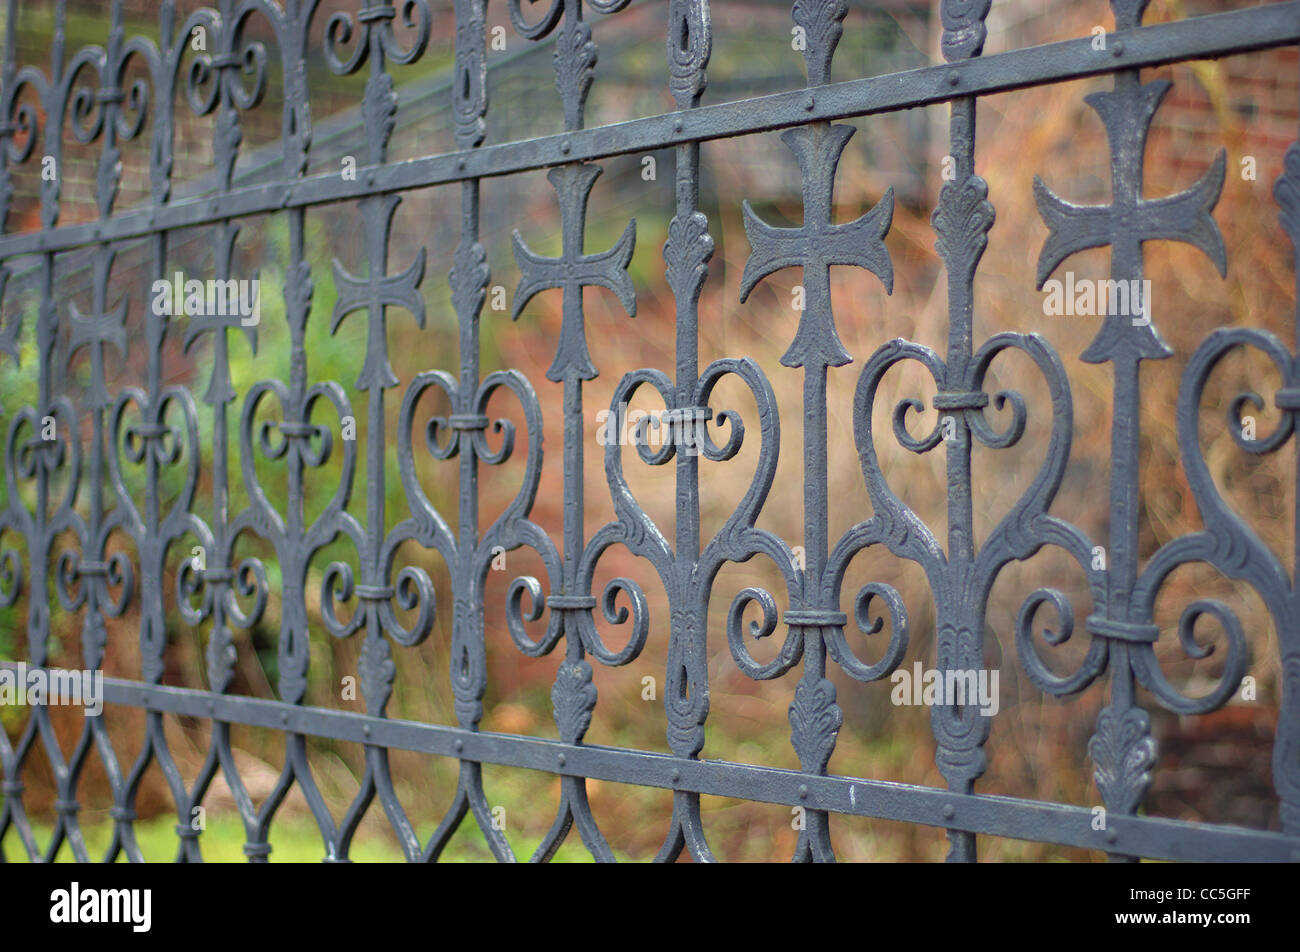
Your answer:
1;0;1299;862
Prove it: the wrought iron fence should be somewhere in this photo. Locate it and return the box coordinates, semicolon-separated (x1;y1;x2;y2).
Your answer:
0;0;1299;863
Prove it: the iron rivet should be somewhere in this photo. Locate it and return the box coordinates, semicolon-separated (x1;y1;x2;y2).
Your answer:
804;94;815;111
1112;41;1124;57
281;712;288;725
1107;828;1119;843
363;724;370;737
208;701;215;715
366;170;375;186
671;769;680;783
673;117;683;132
558;752;566;766
457;157;466;170
561;140;571;155
943;804;955;819
798;784;808;799
948;72;959;87
455;739;463;752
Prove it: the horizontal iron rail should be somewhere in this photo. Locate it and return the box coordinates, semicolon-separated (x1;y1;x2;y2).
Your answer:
0;1;1295;262
22;669;1290;863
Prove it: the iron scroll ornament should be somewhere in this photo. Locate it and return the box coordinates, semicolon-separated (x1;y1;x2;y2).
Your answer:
0;0;1297;864
732;0;908;863
1018;0;1251;853
501;0;645;864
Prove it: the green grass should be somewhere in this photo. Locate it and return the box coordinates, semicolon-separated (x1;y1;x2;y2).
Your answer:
5;814;405;863
5;813;501;863
3;810;638;862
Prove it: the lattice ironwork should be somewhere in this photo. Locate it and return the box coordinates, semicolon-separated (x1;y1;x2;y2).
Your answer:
0;0;1298;863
